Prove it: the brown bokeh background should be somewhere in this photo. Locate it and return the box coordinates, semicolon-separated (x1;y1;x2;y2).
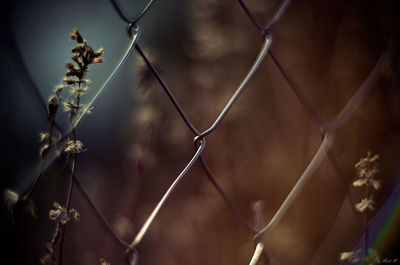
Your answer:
2;0;400;264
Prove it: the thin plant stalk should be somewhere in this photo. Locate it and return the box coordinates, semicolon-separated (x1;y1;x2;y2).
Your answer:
364;183;369;258
58;153;76;265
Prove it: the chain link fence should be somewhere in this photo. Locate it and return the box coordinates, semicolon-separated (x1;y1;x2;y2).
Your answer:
2;0;399;264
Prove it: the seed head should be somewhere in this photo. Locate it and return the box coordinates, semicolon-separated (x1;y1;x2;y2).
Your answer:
3;189;19;210
49;202;80;225
47;95;60;120
64;139;86;154
100;258;111;265
355;196;375;212
40;144;51;159
70;29;84;43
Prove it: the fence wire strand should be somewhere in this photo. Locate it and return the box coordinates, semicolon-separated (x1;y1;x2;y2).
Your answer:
15;0;395;264
130;139;206;248
270;48;361;220
73;174;131;249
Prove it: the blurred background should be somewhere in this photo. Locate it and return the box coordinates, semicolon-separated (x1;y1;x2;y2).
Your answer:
1;0;400;264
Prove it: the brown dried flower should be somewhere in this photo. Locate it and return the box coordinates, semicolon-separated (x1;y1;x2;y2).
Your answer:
352;151;381;212
339;249;362;263
49;202;80;225
64;139;86;154
353;178;381;190
39;243;56;265
100;258;111;265
354;151;379;180
47;95;60;120
70;29;84;43
63;29;103;125
3;189;19;211
24;198;38;218
39;132;49;142
40;144;51;159
355;196;376;212
63;100;80;112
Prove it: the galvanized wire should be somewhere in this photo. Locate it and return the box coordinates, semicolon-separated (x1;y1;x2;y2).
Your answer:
73;174;131;249
129;138;206;248
17;0;394;264
110;0;155;24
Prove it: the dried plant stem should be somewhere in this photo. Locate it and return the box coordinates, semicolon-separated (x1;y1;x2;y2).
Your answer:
36;29;103;265
57;150;77;265
364;184;369;257
66;153;76;212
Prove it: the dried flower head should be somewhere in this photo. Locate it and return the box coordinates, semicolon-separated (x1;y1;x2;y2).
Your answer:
4;189;38;218
63;99;81;123
353;178;381;190
49;202;68;224
355;196;376;212
86;105;94;115
49;202;80;225
24;198;38;218
95;48;104;58
4;189;19;211
339;249;362;263
63;100;80;112
64;139;86;154
355;151;379;179
39;253;52;265
70;85;89;96
39;243;56;265
70;29;84;43
39;131;61;147
352;151;381;190
47;95;60;121
39;132;50;143
40;144;51;159
63;29;103;125
69;208;80;221
54;84;64;95
100;258;111;265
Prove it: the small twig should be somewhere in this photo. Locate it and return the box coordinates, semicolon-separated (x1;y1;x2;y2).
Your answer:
364;183;369;257
57;152;76;265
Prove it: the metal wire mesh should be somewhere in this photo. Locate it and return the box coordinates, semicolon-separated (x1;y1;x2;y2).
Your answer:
10;0;396;264
72;0;392;264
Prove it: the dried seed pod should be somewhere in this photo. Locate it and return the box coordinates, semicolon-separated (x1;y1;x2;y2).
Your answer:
70;29;84;43
3;189;19;210
47;95;59;120
40;144;51;159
